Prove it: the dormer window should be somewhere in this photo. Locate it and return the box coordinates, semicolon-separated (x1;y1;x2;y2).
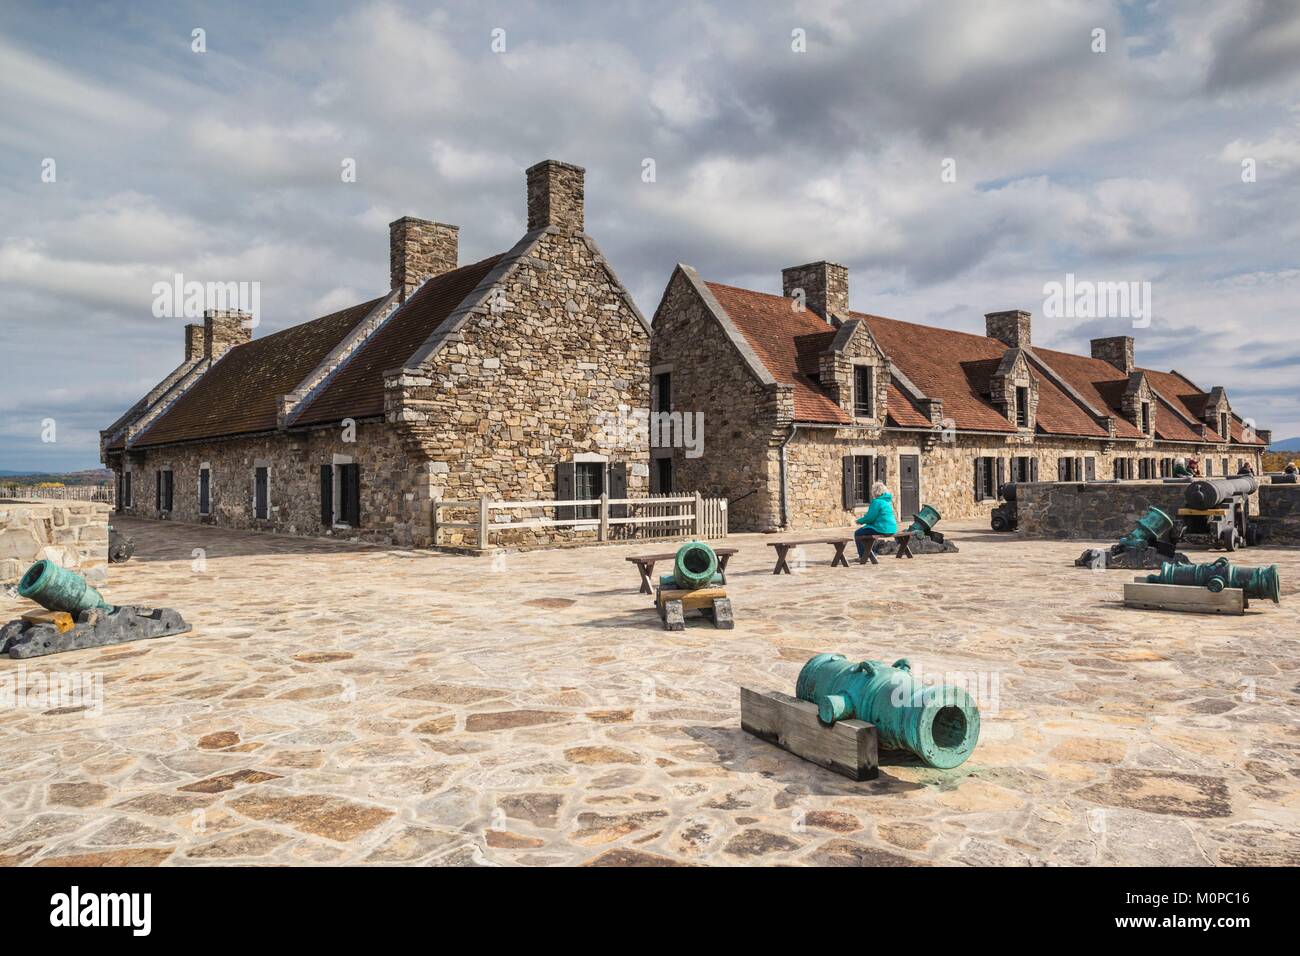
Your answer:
1015;386;1029;427
853;365;873;417
1220;412;1229;439
1141;401;1151;435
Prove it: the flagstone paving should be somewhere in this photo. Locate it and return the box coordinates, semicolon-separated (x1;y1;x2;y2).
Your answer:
1;517;1296;866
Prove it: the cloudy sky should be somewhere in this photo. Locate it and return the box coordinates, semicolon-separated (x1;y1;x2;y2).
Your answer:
2;0;1299;471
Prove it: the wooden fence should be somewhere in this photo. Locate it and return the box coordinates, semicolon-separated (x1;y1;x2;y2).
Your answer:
432;492;728;549
0;485;114;504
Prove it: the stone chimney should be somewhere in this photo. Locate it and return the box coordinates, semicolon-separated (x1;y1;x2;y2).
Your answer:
1091;335;1134;373
782;261;848;322
184;323;204;362
985;310;1032;349
390;217;459;300
526;159;585;232
203;310;252;361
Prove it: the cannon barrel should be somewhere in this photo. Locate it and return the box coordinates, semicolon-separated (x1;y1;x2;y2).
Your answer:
795;653;980;769
1117;506;1174;551
1146;558;1280;603
907;504;941;536
997;482;1017;503
665;540;719;590
18;560;113;615
1185;475;1258;509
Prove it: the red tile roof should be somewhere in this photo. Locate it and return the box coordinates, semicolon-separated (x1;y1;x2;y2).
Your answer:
133;298;382;448
699;277;1260;443
1030;348;1144;439
295;254;503;427
705;282;850;423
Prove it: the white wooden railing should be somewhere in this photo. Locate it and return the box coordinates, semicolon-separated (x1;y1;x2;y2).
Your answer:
432;492;728;549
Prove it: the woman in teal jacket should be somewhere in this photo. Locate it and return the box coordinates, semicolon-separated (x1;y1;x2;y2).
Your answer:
854;482;898;561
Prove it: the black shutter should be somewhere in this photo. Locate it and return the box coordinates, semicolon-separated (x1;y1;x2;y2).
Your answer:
874;455;887;485
320;465;333;527
1029;458;1039;482
156;470;162;510
648;456;659;494
343;463;361;526
1085;457;1096;481
608;462;628;518
842;455;855;510
996;458;1006;492
973;458;982;501
1057;458;1066;481
556;462;576;522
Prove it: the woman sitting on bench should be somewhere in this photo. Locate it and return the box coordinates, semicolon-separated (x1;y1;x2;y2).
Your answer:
854;481;898;561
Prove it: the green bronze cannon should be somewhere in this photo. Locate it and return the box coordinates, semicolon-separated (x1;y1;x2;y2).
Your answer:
656;539;722;590
18;560;114;614
795;653;980;769
4;560;190;659
907;505;941;537
1077;505;1187;570
655;540;732;630
1117;506;1175;552
1145;557;1280;603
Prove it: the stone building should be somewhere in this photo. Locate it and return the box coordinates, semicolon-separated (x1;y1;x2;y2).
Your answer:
649;261;1268;531
103;160;650;547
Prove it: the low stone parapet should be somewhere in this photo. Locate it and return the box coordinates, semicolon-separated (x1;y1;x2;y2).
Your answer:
0;498;111;584
1258;484;1300;546
1016;481;1188;540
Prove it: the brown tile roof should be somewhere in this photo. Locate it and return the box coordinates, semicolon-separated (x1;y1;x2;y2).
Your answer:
698;275;1265;442
1030;348;1144;439
855;313;1019;433
133;299;382;447
295;254;504;427
705;282;850;424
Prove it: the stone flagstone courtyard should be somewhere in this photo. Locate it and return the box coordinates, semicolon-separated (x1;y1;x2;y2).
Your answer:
1;516;1297;866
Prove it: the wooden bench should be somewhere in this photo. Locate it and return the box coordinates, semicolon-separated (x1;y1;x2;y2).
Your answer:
626;546;738;595
768;538;853;574
855;531;916;564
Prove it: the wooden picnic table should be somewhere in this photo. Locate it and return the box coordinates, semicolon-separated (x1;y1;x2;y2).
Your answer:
625;546;738;594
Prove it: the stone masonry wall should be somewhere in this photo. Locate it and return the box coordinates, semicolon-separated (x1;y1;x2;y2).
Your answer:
1258;484;1300;546
1018;481;1191;540
114;422;421;547
388;229;650;546
649;270;786;532
0;499;110;584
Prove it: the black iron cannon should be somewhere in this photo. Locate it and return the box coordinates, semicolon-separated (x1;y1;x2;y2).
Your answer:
990;482;1017;532
1178;475;1261;550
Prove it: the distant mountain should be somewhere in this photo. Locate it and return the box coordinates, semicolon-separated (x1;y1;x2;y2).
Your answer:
0;468;112;485
1269;437;1300;452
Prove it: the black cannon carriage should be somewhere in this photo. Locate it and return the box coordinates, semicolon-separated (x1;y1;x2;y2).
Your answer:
990;482;1018;532
1176;475;1263;551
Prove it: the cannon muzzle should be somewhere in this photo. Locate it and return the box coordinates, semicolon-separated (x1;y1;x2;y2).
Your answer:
997;482;1018;503
1185;476;1258;509
666;540;719;590
1146;558;1280;603
795;653;980;769
18;560;114;615
907;504;941;536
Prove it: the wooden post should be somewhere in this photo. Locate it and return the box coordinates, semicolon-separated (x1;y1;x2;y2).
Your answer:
478;495;490;550
599;493;609;541
694;491;704;535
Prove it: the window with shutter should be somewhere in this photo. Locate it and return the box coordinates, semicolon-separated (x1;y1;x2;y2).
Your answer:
320;465;334;527
341;463;361;526
199;467;210;515
853;366;873;417
556;462;576;522
609;462;628;518
254;467;269;519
